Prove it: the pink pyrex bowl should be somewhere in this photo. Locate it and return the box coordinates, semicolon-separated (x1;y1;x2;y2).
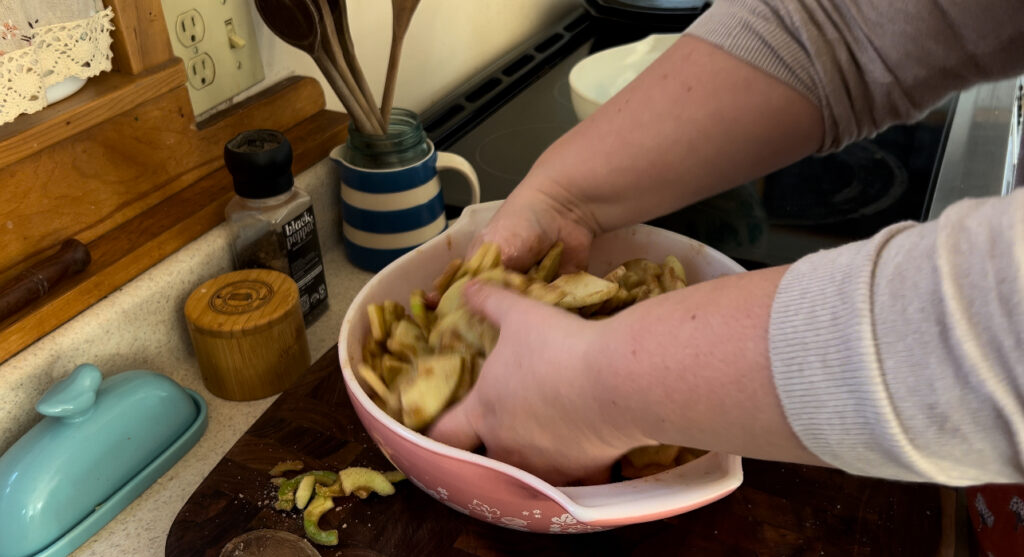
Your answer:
338;201;744;533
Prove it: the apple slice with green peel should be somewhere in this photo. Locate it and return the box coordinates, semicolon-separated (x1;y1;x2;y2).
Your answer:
339;466;397;498
302;494;338;546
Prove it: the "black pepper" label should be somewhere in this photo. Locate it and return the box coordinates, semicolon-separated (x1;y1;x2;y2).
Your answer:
282;207;328;323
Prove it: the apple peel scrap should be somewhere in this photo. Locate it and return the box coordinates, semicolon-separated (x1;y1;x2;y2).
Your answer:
270;461;406;546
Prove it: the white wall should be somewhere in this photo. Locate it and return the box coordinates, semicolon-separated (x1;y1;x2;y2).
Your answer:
247;0;579;115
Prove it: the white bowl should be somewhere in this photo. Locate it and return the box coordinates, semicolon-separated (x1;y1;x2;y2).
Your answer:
569;33;681;121
338;200;745;533
45;76;88;105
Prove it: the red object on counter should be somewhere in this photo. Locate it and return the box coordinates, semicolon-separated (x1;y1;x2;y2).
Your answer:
966;485;1024;555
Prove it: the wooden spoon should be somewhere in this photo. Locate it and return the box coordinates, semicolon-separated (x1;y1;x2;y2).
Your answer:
315;0;385;131
254;0;381;134
380;0;422;125
330;0;384;131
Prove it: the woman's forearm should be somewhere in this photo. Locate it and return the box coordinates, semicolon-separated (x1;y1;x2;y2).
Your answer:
519;36;823;237
587;265;829;467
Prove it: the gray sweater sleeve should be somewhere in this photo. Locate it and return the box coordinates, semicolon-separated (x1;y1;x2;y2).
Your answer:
687;0;1024;485
771;190;1024;485
686;0;1024;151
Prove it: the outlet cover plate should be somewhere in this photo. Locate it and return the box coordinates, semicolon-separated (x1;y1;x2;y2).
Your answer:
162;0;265;117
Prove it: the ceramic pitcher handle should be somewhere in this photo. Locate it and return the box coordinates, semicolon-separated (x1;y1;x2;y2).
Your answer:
436;151;481;205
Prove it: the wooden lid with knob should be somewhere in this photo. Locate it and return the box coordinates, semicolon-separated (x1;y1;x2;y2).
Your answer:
184;269;310;401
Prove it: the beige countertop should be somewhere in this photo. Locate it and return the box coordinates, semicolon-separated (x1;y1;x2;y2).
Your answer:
0;159;375;556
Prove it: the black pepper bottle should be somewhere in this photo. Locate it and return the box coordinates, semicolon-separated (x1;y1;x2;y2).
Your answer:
224;129;328;325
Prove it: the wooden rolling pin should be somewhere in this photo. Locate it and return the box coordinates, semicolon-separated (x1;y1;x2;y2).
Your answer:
0;239;91;322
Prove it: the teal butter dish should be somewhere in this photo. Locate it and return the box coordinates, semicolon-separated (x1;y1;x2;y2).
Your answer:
0;364;207;557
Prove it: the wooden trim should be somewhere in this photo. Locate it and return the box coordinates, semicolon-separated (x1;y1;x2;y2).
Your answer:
106;0;175;75
0;109;348;364
0;76;329;285
0;0;347;365
0;60;185;169
0;1;181;167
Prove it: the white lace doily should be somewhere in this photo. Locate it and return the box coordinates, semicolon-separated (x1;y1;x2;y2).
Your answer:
0;7;114;125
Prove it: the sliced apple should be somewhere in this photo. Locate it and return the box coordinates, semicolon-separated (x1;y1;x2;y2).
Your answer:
339;466;397;498
294;474;316;510
550;271;618;309
524;281;566;305
386;318;430;360
620;444;682;480
380;354;412;388
528;241;563;282
435;276;469;318
357;363;400;417
433;258;463;295
367;303;388;342
399;353;463;430
622;258;662;279
659;255;687;292
303;494;338;546
429;308;498;357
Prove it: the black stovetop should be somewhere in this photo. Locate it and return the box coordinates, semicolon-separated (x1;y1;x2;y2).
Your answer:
422;10;952;270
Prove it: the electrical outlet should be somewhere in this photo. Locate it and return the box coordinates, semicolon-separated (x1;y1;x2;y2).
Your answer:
186;53;215;90
174;9;205;47
161;0;265;117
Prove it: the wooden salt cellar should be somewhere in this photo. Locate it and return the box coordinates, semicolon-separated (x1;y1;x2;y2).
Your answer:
185;269;310;401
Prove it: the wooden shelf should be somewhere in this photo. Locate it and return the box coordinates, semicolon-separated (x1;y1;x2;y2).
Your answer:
0;98;349;364
0;59;185;168
0;0;351;364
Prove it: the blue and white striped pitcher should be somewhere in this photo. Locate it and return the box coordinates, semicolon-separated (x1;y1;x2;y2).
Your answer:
331;109;480;271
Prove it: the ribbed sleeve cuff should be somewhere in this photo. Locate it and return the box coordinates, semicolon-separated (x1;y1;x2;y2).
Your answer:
769;222;927;480
684;0;834;151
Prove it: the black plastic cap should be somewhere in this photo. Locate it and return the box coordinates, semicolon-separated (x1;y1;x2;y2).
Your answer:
224;129;294;199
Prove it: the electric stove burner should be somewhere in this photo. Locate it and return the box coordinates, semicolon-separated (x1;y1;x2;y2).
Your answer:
763;141;909;225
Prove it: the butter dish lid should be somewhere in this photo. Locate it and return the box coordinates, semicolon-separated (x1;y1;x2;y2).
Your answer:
0;364;208;557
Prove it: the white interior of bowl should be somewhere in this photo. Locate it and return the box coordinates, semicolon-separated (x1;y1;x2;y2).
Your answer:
569;33;681;120
338;200;744;524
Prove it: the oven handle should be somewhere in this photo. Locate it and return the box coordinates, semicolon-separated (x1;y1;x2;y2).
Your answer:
928;76;1022;220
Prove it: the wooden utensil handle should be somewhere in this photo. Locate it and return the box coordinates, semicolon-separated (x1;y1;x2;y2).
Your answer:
315;53;380;135
0;239;91;321
317;0;385;132
380;29;405;125
334;0;381;129
381;0;422;124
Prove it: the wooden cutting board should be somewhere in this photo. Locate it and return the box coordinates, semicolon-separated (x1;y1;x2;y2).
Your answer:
166;347;955;556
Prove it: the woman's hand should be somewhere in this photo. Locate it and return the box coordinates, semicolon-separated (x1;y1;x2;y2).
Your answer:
469;183;598;274
429;267;830;484
428;281;654;486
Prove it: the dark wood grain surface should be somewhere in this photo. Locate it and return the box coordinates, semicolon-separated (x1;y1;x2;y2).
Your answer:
166;347;954;557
